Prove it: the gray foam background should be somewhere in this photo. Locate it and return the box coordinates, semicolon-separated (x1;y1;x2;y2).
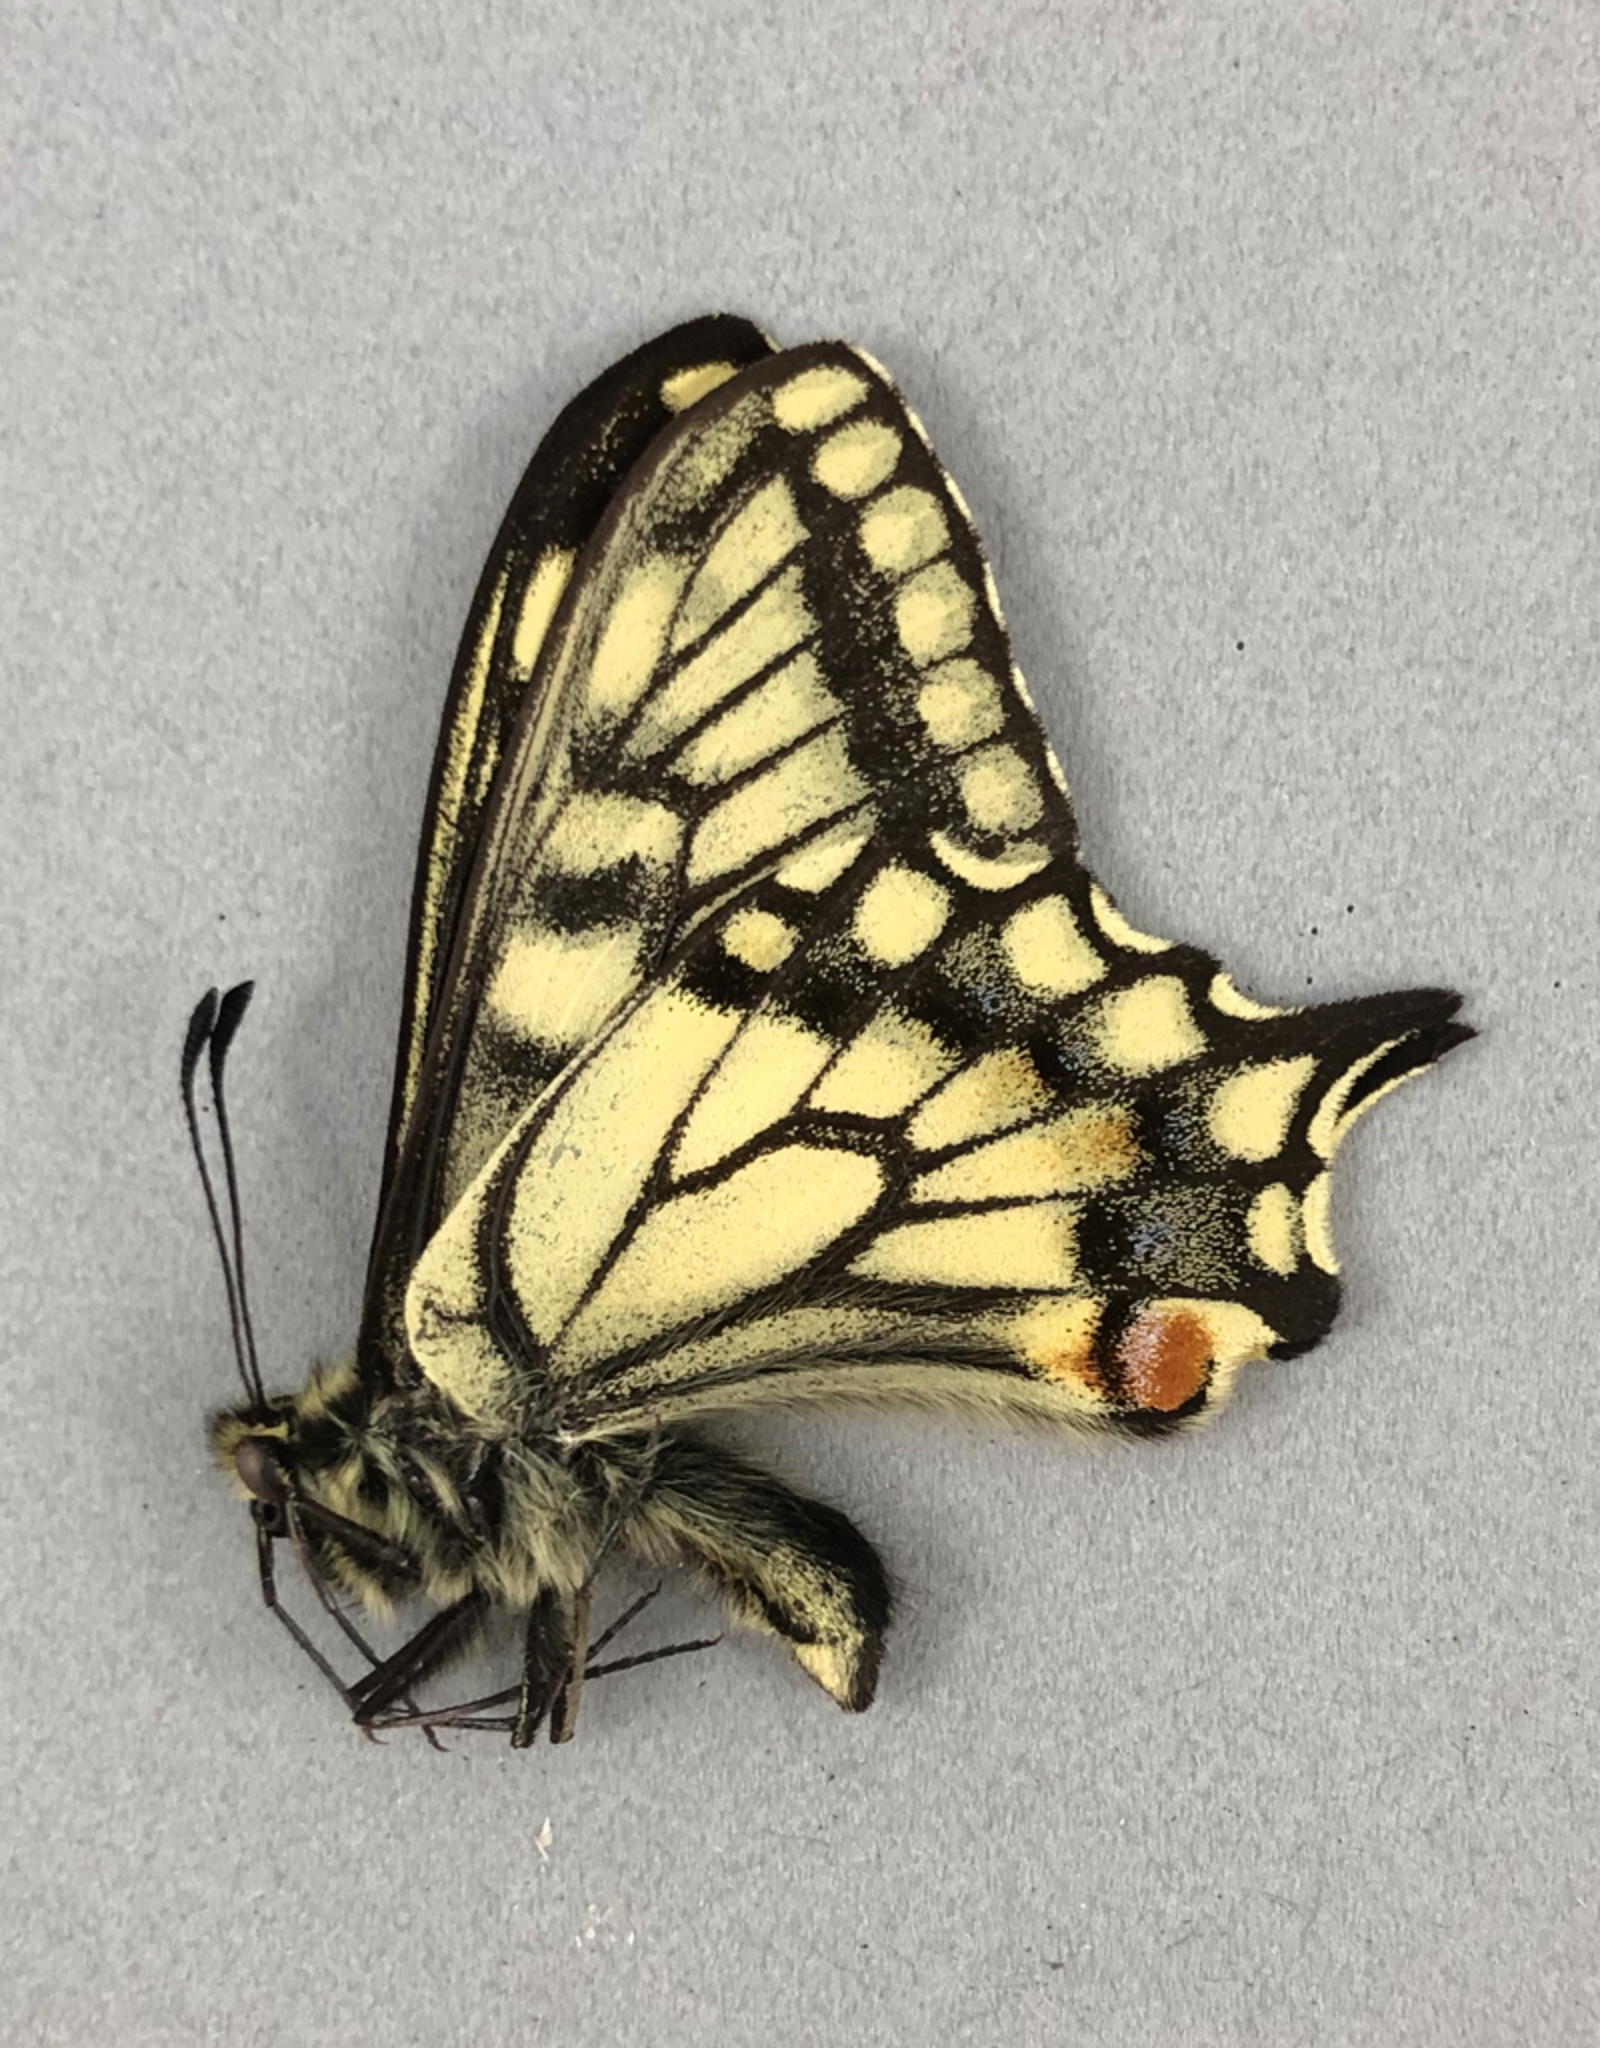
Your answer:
4;5;1595;2043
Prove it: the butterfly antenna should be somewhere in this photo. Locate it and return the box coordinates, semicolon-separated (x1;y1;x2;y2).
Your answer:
208;981;267;1412
181;984;268;1416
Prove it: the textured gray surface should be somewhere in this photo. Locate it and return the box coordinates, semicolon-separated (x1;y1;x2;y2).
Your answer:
3;4;1595;2043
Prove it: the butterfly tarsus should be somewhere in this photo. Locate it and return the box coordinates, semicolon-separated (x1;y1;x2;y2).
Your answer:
361;1581;720;1741
585;1579;663;1660
582;1633;723;1682
346;1593;488;1724
250;1503;449;1744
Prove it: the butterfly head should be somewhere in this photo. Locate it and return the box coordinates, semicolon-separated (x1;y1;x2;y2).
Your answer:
211;1358;494;1613
209;1369;336;1520
211;1397;294;1519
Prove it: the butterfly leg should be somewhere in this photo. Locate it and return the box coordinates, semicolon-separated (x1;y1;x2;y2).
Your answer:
542;1479;653;1744
546;1586;591;1746
510;1587;575;1748
288;1531;447;1748
625;1432;891;1711
362;1586;719;1740
254;1518;366;1708
347;1591;489;1725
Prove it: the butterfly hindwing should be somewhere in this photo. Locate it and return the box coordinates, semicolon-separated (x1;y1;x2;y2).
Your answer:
407;863;1466;1441
398;342;1469;1443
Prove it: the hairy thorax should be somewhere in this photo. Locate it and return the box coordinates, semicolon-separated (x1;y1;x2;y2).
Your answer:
210;1356;651;1616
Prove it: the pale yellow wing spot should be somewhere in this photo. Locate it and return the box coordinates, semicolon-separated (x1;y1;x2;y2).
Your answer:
1005;1298;1106;1406
843;342;893;386
672;477;807;652
452;571;508;779
812;419;902;499
775;818;875;893
852;865;951;967
1208;1055;1317;1162
400;563;509;1127
894;560;975;664
858;486;949;574
1089;885;1173;955
939;466;975;525
626;565;815;760
508;549;575;682
468;720;506;808
406;987;740;1424
1209;972;1295;1021
663;392;769;512
927;830;1052;891
617;1303;900;1384
910;1105;1141;1206
908;1046;1055;1152
1036;722;1072;797
505;988;744;1348
1310;1040;1434;1160
916;659;1005;749
772;364;870;432
811;1009;957;1119
1001;895;1106;996
672;1014;835;1179
544;791;681;874
687;727;869;887
670;652;839;787
722;906;797;972
484;926;641;1049
1090;976;1206;1075
584;555;691;723
406;1169;516;1429
660;360;741;412
1195;1301;1279;1369
1246;1182;1303;1275
555;1145;885;1368
852;1204;1082;1291
959;744;1045;835
1302;1172;1338;1272
1308;1039;1403;1160
1330;1066;1439;1142
1008;662;1041;714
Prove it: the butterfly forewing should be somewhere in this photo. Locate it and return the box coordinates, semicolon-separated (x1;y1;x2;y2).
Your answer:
408;345;1081;1215
366;316;778;1368
397;343;1469;1442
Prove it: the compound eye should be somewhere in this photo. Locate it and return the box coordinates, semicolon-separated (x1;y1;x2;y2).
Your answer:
233;1436;289;1505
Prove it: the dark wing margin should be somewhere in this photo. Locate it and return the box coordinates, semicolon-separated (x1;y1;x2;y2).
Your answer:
369;315;777;1277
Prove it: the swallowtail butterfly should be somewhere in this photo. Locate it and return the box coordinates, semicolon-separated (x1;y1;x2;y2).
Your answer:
186;317;1471;1744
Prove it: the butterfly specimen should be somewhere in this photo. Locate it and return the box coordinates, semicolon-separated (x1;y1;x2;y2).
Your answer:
187;315;1471;1745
